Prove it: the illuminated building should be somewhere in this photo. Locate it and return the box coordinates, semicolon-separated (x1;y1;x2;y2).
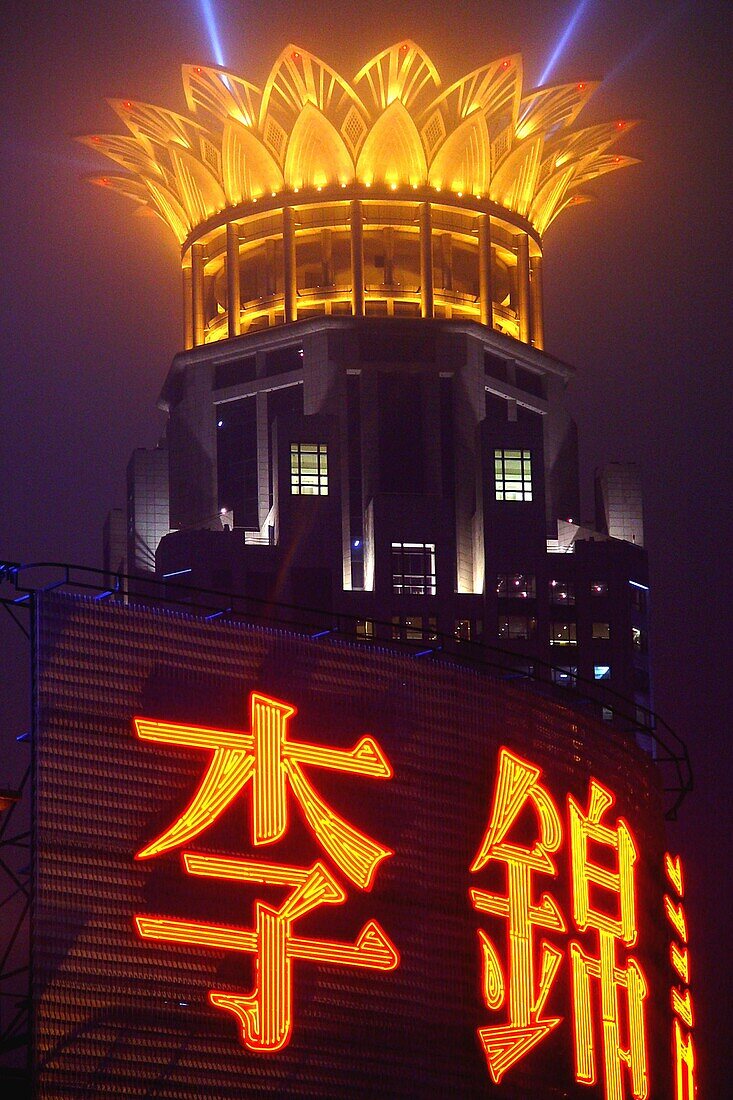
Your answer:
92;41;652;723
0;39;696;1100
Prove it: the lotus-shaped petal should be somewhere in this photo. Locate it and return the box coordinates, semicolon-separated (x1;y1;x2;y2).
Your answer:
80;41;636;245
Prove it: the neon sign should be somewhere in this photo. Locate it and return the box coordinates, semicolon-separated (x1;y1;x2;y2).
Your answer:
664;852;696;1099
133;691;399;1050
132;709;692;1089
469;749;566;1084
470;748;649;1100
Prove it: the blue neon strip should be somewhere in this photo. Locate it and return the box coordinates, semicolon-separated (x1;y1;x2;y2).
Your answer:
628;580;650;591
163;568;193;578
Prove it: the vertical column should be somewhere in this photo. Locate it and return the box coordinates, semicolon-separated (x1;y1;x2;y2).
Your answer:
282;207;297;323
440;232;453;292
182;265;193;350
321;228;333;286
516;232;531;345
383;225;394;286
478;214;493;328
419;201;434;318
226;222;241;338
265;238;276;296
530;252;545;351
350;199;364;316
191;242;205;347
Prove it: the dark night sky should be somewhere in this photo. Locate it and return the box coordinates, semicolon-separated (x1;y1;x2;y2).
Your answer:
1;0;731;1090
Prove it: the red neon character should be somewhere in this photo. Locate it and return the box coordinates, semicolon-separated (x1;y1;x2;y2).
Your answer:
133;692;399;1050
568;781;649;1100
133;691;393;888
664;851;696;1100
136;853;398;1051
469;748;566;1084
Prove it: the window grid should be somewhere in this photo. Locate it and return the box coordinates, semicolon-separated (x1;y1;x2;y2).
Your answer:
290;443;328;495
549;579;575;605
494;448;532;501
391;615;437;641
497;573;536;599
391;543;436;596
550;622;577;646
552;666;578;688
498;615;537;640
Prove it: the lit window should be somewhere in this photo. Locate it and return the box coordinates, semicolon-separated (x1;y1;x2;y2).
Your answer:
391;543;436;596
592;622;610;639
494;448;532;501
550;622;577;646
552;665;577;687
549;579;575;605
454;619;472;641
497;573;536;598
355;619;374;640
391;615;437;641
632;626;648;652
591;580;608;596
290;443;328;495
498;615;537;640
602;706;614;722
594;664;611;681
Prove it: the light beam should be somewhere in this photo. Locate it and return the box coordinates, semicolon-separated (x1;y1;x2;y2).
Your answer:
603;0;690;86
538;0;592;86
198;0;226;67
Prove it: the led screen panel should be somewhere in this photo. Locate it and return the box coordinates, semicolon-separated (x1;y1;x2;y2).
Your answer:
32;591;681;1098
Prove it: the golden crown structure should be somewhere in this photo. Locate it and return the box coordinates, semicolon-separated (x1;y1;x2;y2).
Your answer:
80;41;637;349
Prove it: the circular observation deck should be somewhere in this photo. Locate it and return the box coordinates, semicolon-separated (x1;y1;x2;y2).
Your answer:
182;188;544;349
80;40;637;354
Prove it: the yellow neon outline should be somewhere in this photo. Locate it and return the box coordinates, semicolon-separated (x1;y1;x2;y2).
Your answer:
134;691;393;889
470;748;565;1084
135;856;399;1052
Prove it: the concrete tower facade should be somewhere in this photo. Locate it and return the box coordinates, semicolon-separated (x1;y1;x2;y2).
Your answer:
90;40;650;735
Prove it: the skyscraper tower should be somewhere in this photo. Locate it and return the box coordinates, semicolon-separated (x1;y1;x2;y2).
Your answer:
89;41;649;729
0;38;699;1100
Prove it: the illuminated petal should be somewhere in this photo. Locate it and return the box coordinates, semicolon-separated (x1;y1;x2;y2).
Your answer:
548;119;640;170
168;144;226;223
356;99;427;188
354;41;440;114
420;54;523;136
182;64;261;128
260;44;368;167
221;118;284;203
428;111;491;194
516;81;599;141
490;135;544;218
76;133;164;180
284;102;354;189
107;98;201;150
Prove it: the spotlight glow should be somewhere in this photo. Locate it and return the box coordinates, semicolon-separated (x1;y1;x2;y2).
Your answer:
539;0;592;86
198;0;226;67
